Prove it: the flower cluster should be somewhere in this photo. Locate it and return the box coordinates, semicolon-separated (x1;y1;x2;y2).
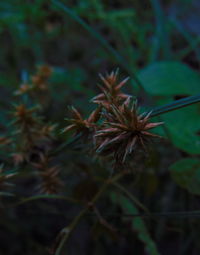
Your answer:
32;154;63;194
91;69;130;108
15;65;53;95
12;104;49;164
11;104;62;194
64;70;163;164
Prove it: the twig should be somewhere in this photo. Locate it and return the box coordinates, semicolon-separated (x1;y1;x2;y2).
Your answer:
54;171;127;255
112;182;149;214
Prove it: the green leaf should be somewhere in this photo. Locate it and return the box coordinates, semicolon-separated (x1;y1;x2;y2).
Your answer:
111;192;160;255
138;61;200;96
161;104;200;154
170;158;200;195
151;94;200;117
138;61;200;154
152;104;200;154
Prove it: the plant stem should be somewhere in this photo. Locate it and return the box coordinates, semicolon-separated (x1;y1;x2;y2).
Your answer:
150;0;171;59
113;182;149;214
54;208;87;255
12;194;80;207
54;171;126;255
50;0;144;90
94;210;200;218
150;94;200;117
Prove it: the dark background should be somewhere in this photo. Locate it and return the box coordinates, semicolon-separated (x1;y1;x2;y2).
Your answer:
0;0;200;254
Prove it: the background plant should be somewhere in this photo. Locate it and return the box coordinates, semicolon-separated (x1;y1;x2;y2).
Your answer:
0;0;200;255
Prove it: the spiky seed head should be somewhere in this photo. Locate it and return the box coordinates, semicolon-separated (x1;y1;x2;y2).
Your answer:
95;100;163;163
92;69;130;108
63;106;101;136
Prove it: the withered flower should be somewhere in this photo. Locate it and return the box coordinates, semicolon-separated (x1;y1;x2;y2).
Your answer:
12;104;56;164
31;65;53;90
63;106;101;136
31;75;47;90
39;165;62;194
13;104;39;128
37;65;53;78
33;154;62;194
95;99;163;163
15;83;32;95
92;69;130;108
15;65;53;96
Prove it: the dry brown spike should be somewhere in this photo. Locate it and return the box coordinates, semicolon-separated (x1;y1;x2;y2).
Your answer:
91;69;130;108
63;106;101;136
95;100;163;163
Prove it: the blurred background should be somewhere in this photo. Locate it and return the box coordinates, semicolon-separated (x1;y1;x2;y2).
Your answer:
0;0;200;254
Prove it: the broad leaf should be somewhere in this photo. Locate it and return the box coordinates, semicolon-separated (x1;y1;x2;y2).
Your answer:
170;158;200;195
161;105;200;154
138;61;200;96
138;61;200;154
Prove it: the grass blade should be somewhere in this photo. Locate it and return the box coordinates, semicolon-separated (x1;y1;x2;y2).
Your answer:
150;94;200;117
50;0;143;89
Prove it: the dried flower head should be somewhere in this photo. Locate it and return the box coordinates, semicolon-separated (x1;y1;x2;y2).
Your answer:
12;104;56;165
31;75;46;90
38;165;62;194
63;106;101;136
31;65;53;90
15;65;53;96
13;104;39;127
15;83;32;95
33;154;62;194
62;69;163;165
40;124;57;139
37;65;53;78
95;98;163;163
92;69;130;108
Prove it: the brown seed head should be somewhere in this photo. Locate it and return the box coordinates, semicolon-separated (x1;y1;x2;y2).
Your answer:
95;99;163;163
92;69;130;108
33;154;63;194
37;65;53;78
13;104;38;127
63;106;101;136
15;83;32;95
38;165;63;194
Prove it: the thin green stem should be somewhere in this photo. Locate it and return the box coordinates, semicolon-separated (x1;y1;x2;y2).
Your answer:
112;182;149;214
171;17;200;61
94;210;200;218
150;0;171;59
11;194;80;207
50;0;144;89
54;208;88;255
150;94;200;117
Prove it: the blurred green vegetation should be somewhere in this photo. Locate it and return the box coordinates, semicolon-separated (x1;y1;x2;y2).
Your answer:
0;0;200;254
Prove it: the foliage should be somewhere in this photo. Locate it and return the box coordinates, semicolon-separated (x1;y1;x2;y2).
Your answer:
111;192;160;255
0;0;200;255
170;158;200;195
